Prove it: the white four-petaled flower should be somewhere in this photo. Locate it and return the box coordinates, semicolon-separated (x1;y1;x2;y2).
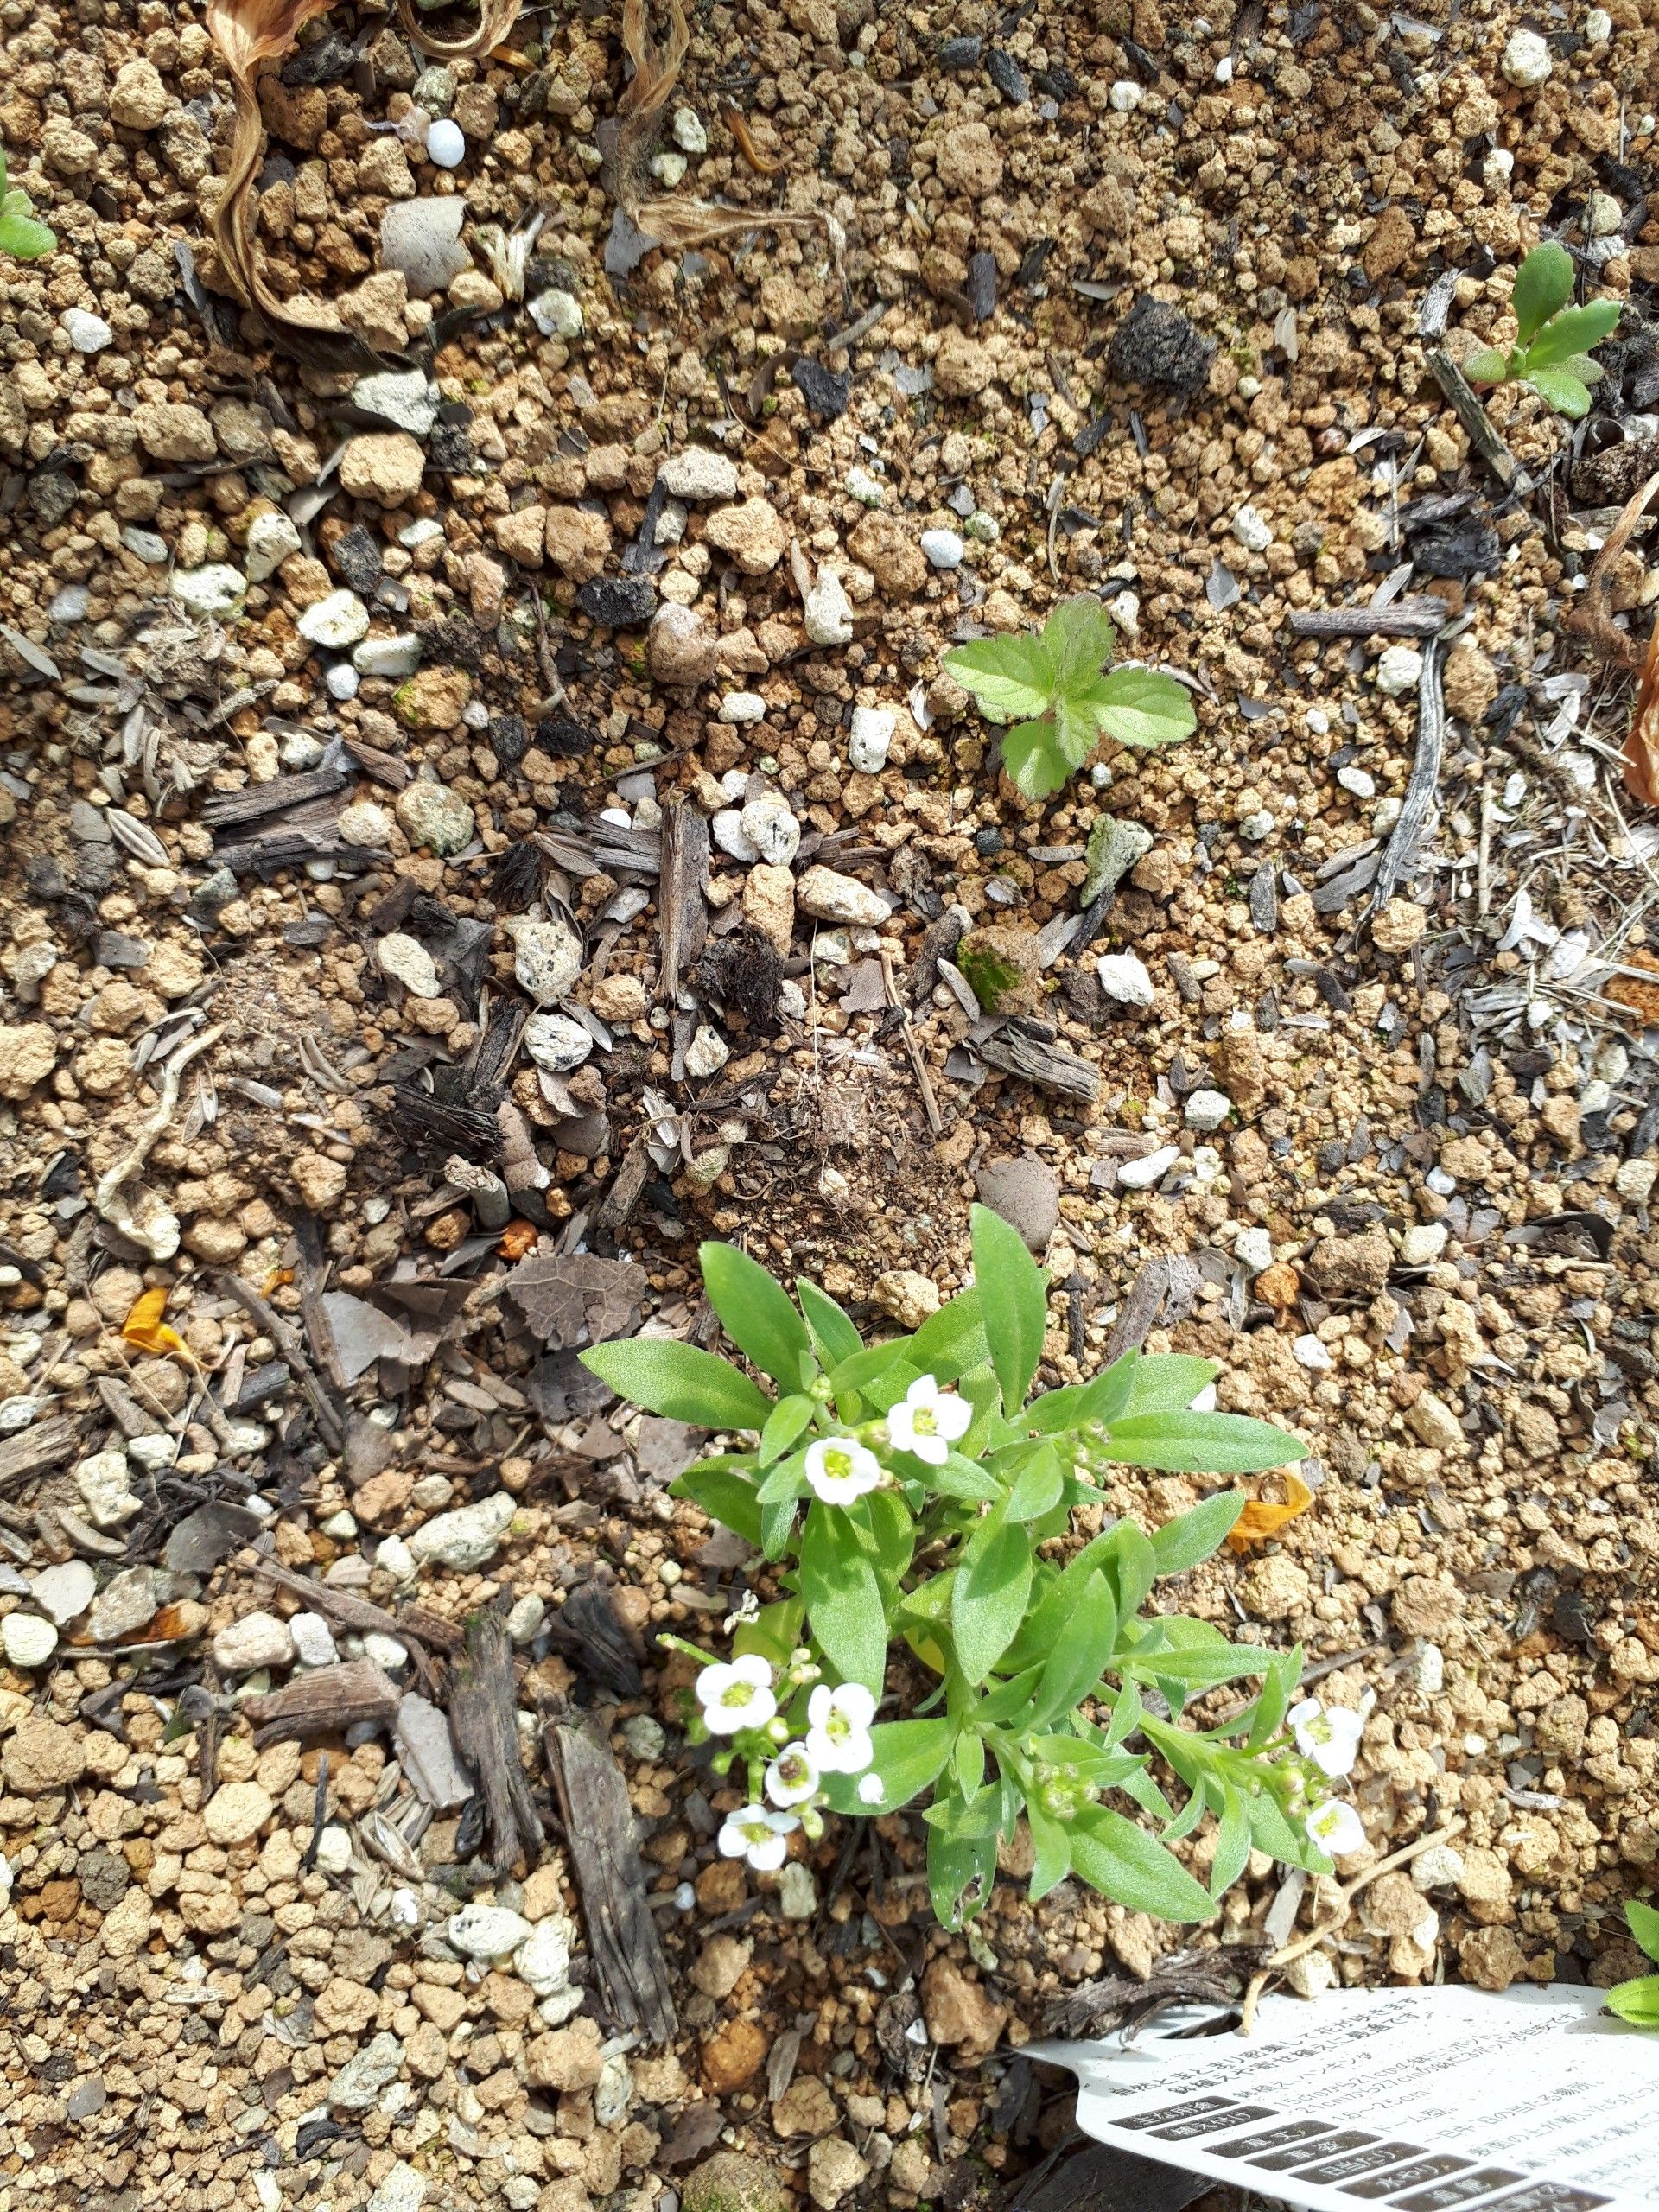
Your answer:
1289;1697;1364;1778
1306;1796;1367;1857
804;1435;882;1505
716;1807;798;1871
887;1374;972;1466
696;1654;776;1735
766;1741;819;1808
804;1681;877;1775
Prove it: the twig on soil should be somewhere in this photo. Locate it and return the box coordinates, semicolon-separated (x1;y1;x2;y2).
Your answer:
0;1414;78;1492
449;1596;544;1873
1370;635;1446;918
1103;1254;1201;1364
94;1024;223;1261
245;1660;404;1746
216;1271;346;1451
1287;601;1449;640
1238;1815;1468;2033
542;1701;678;2043
1418;270;1528;496
880;949;944;1135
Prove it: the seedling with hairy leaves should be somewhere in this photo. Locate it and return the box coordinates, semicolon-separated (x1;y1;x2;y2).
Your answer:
1464;240;1619;421
1605;1899;1659;2027
582;1208;1366;1932
944;594;1196;803
0;149;56;260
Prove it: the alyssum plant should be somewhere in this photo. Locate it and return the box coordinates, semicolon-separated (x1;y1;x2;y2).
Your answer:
1464;239;1620;422
583;1207;1365;1930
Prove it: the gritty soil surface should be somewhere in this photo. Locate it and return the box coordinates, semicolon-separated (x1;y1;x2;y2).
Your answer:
5;0;1659;2207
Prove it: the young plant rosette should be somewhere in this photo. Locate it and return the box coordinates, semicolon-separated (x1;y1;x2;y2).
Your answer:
582;1206;1364;1930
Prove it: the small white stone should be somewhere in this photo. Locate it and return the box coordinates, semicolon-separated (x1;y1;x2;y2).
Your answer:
507;1592;546;1644
507;915;583;1007
379;931;442;999
650;149;687;187
849;705;896;774
29;1559;95;1625
1116;1144;1179;1190
170;564;247;620
314;1825;353;1875
1374;645;1424;698
213;1611;296;1672
409;1490;518;1570
338;800;393;848
1337;764;1376;799
1184;1089;1232;1133
711;809;758;863
717;691;767;723
1109;79;1142;111
657;447;738;502
1294;1332;1333;1371
797;865;889;926
75;1448;142;1530
1399;1223;1448;1266
1484;148;1516;188
425;117;466;168
1232;505;1273;552
364;1630;410;1674
515;1913;575;1993
281;731;326;771
448;1903;533;1959
126;1433;177;1471
1585;5;1612;40
377;1535;416;1582
528;288;583;340
245;510;302;582
803;566;854;646
1238;810;1274;842
1616;1158;1658;1205
1501;26;1553;86
524;1013;592;1072
60;307;114;353
1586;191;1622;238
671;106;708;153
289;1611;340;1668
1371;796;1402;834
297;589;371;650
1096;951;1155;1007
1414;1643;1446;1698
353;632;423;677
738;792;801;866
846;466;885;505
685;1023;730;1078
2;1615;58;1669
1235;1226;1274;1276
325;664;360;702
919;528;964;570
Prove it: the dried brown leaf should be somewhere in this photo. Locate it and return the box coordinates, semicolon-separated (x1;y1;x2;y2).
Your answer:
206;0;384;369
1568;466;1659;677
1624;602;1659;809
505;1251;646;1348
396;0;520;63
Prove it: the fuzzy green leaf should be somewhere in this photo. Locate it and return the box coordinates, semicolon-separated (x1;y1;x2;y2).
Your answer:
1092;666;1198;751
758;1395;814;1466
796;1277;862;1369
582;1338;772;1429
819;1718;952;1815
1605;1974;1659;2028
943;635;1054;724
1522;365;1593;419
1097;1409;1305;1474
1000;717;1071;800
1123;1354;1218;1416
1068;1806;1215;1921
927;1819;998;1930
1041;594;1117;692
1026;1801;1072;1902
1526;296;1620;366
1032;1569;1118;1725
700;1242;814;1388
952;1521;1033;1684
671;1458;763;1547
1209;1789;1253;1900
1148;1490;1246;1575
1627;1899;1659;1965
1005;1444;1065;1522
1461;346;1511;385
1511;241;1574;346
0;205;57;259
906;1289;990;1382
971;1201;1049;1413
798;1502;887;1693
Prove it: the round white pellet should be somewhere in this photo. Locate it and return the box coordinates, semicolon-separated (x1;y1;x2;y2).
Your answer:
425;118;466;168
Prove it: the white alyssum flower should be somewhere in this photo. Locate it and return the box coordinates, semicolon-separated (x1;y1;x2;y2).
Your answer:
766;1741;819;1808
696;1654;776;1735
887;1374;971;1466
1306;1797;1367;1857
1289;1697;1364;1778
805;1681;876;1775
717;1807;798;1871
804;1435;882;1505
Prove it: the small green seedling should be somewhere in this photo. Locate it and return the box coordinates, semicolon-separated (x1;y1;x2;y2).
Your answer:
1605;1899;1659;2028
1464;240;1619;421
944;594;1196;803
0;149;56;260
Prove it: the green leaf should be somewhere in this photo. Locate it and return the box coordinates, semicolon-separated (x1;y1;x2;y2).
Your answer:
907;1289;989;1382
760;1492;798;1560
1526;296;1620;366
1108;1522;1158;1621
972;1202;1049;1414
1210;1789;1252;1900
1104;1678;1143;1749
1041;594;1117;693
1052;684;1109;770
0;206;56;258
1026;1801;1072;1902
582;1338;772;1430
671;1459;762;1547
1001;718;1071;801
1523;365;1592;419
860;1486;916;1597
759;1395;814;1466
1006;1444;1065;1522
797;1278;862;1369
734;1596;804;1668
1247;1787;1331;1873
1555;352;1605;384
952;1521;1033;1684
1461;346;1511;385
1605;1974;1659;2029
925;1450;1003;1503
1032;1570;1119;1725
819;1718;952;1814
1245;1645;1303;1751
700;1242;814;1389
1091;667;1198;752
1627;1900;1659;1965
923;1781;1003;1839
1097;1409;1304;1475
1512;239;1574;346
798;1503;887;1693
1126;1637;1276;1688
755;1452;807;1503
943;634;1054;725
952;1728;986;1797
975;1662;1045;1726
1069;1806;1215;1921
927;1820;997;1930
1149;1491;1245;1576
1123;1355;1217;1416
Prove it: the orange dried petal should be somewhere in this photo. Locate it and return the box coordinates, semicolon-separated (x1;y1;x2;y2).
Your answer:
1225;1471;1314;1553
122;1287;188;1357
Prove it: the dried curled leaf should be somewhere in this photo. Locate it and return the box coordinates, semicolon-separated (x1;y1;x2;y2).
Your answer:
123;1286;190;1360
505;1251;647;1348
205;0;384;370
397;0;520;64
1224;1471;1313;1553
1624;603;1659;809
1566;463;1659;677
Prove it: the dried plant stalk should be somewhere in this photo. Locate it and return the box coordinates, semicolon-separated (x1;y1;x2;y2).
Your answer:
1624;602;1659;807
206;0;382;369
1569;466;1659;675
397;0;521;65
